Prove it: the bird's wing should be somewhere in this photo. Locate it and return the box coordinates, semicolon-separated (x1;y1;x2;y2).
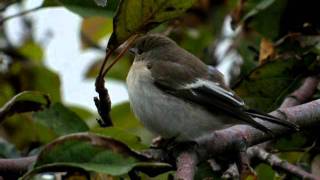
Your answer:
150;61;298;133
149;61;275;134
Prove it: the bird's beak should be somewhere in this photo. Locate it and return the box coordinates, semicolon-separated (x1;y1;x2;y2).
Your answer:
129;47;138;55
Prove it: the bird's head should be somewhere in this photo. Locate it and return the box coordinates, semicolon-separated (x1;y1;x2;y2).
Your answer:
129;34;176;57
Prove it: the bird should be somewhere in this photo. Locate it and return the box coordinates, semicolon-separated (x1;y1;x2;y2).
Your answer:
126;34;298;141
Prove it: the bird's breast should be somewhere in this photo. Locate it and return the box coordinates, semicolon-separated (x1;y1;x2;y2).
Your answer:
126;61;228;140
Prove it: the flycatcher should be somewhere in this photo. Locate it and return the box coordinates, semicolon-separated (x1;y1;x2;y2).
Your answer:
126;34;298;141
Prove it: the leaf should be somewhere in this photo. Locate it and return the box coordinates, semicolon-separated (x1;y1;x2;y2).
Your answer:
0;138;20;158
22;65;62;102
92;127;148;150
3;114;57;149
234;55;317;112
259;38;275;64
81;17;113;49
68;105;94;121
33;103;89;136
110;102;154;145
241;0;288;39
43;0;119;18
0;91;50;121
108;0;196;49
18;40;44;63
235;31;262;76
255;164;275;180
273;133;310;151
23;133;171;178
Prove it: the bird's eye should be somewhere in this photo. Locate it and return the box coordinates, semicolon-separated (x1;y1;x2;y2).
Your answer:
137;48;143;55
129;47;143;55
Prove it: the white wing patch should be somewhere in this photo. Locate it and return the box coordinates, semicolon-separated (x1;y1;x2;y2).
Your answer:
183;79;245;106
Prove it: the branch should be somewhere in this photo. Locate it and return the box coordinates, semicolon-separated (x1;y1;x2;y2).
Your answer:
280;76;320;108
195;99;320;159
248;147;318;179
175;152;198;180
259;75;320;149
0;156;37;176
171;100;320;179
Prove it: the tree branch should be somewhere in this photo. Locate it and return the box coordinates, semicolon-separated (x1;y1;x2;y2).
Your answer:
172;99;320;179
248;147;318;179
280;76;320;108
175;151;198;180
195;99;320;159
0;156;37;176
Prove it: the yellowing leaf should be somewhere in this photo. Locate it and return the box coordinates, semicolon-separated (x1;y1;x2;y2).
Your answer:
81;17;112;49
259;38;275;64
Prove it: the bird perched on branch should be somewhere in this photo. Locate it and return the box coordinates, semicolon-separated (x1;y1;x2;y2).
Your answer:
126;34;298;141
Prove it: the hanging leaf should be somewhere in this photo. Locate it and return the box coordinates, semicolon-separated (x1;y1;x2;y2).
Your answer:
0;91;50;121
81;17;113;49
108;0;196;49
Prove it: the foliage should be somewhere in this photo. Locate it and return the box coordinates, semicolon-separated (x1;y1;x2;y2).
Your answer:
0;0;320;179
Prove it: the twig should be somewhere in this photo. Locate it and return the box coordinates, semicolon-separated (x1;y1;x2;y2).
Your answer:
94;35;138;127
175;152;198;180
0;5;42;25
0;156;37;176
101;34;138;77
280;76;320;108
248;147;319;180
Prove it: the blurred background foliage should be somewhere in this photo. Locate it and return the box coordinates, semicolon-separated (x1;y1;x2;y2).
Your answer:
0;0;320;179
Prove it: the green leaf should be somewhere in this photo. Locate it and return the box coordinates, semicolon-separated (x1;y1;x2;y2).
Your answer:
92;127;148;150
15;64;61;102
110;102;154;145
273;133;309;151
234;55;317;112
68;105;94;121
255;164;275;180
3;114;57;149
108;0;196;49
18;40;44;63
43;0;119;18
0;138;20;158
33;103;89;136
81;17;113;49
23;133;171;178
241;0;288;39
0;91;50;121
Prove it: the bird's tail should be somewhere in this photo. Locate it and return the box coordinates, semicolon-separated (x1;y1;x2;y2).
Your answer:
245;109;299;131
